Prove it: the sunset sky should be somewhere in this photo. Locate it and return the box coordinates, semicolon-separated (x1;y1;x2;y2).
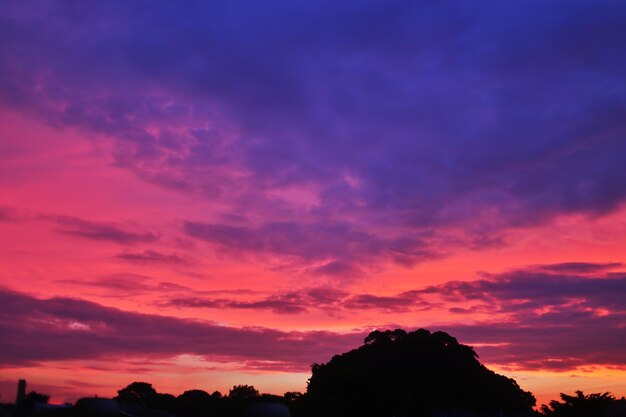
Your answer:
1;0;626;408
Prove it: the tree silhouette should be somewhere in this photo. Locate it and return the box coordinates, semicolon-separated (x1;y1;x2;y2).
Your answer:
540;391;625;417
284;391;303;403
153;392;177;413
116;381;157;405
179;389;213;404
305;328;536;417
229;385;260;401
177;389;225;417
22;391;50;408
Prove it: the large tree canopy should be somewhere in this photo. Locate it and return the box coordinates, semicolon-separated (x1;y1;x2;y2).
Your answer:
305;329;535;417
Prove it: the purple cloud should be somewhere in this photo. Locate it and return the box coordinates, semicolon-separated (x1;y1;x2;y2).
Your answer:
161;262;626;319
165;288;348;315
0;207;158;245
427;266;626;313
343;293;432;313
442;310;626;371
116;250;188;265
2;2;626;271
56;274;190;297
0;206;24;222
425;263;626;370
531;262;624;274
0;288;363;371
2;259;626;373
184;220;436;274
167;295;307;315
50;216;157;244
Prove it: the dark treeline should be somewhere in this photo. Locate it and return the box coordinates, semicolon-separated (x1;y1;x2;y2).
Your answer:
4;329;626;417
108;382;290;417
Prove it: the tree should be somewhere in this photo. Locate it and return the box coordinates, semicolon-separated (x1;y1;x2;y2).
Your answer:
228;385;260;401
22;391;50;408
306;328;536;417
178;389;213;404
284;391;303;403
177;389;225;417
541;391;624;417
153;393;177;412
116;382;158;405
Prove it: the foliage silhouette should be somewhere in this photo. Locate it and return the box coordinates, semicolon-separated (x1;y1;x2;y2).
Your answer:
178;389;212;404
22;391;50;408
305;328;536;417
177;389;225;417
116;381;158;405
284;391;303;403
229;385;260;401
540;391;626;417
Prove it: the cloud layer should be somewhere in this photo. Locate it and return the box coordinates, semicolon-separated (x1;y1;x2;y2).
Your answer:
2;263;624;372
2;1;626;273
0;288;362;372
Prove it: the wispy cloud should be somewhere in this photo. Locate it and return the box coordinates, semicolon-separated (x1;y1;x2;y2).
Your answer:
0;206;158;245
0;206;25;222
116;250;188;265
56;274;190;297
165;288;348;315
50;216;157;244
184;220;438;276
161;262;626;322
425;263;626;313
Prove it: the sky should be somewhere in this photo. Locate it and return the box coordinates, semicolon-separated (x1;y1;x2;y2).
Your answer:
1;0;626;408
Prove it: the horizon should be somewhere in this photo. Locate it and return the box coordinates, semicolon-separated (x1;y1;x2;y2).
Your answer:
1;0;625;408
3;327;623;409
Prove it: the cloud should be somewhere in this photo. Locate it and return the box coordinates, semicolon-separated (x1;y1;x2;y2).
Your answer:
165;287;348;315
0;288;363;371
2;2;626;272
156;262;622;369
161;261;626;319
427;265;626;313
116;250;188;265
442;310;626;371
184;220;437;274
423;263;626;370
49;216;158;244
0;206;158;245
343;292;432;313
0;206;25;222
530;262;624;274
57;274;190;297
58;274;155;295
2;260;626;373
167;295;308;315
163;287;433;315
